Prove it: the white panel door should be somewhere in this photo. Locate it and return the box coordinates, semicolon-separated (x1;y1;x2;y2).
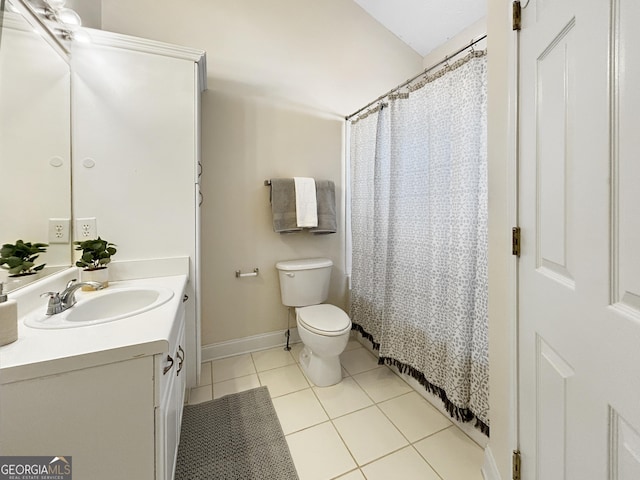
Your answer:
519;0;640;478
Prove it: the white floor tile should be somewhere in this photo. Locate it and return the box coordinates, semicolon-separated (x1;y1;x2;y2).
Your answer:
286;422;356;480
378;392;452;442
414;427;484;480
252;347;296;372
352;367;412;403
361;446;440;480
340;348;381;375
211;354;256;383
258;364;309;398
332;406;408;466
188;385;212;405
199;361;212;386
335;470;365;480
272;389;328;434
312;377;373;419
212;374;260;399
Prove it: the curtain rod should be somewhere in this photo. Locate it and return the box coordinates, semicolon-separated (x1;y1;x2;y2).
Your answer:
345;34;487;121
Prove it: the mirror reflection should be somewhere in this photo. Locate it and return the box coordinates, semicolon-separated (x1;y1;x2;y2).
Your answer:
0;1;72;292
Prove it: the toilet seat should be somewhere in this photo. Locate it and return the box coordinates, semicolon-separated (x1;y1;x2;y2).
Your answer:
296;304;351;337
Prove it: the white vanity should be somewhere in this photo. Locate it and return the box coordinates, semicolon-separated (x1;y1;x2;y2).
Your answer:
0;267;189;480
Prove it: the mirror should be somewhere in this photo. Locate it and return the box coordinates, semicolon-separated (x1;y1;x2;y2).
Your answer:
0;0;72;292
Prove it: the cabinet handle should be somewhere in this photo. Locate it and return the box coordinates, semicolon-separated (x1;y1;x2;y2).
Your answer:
198;189;203;207
197;162;202;179
176;346;185;375
183;294;189;303
163;354;174;375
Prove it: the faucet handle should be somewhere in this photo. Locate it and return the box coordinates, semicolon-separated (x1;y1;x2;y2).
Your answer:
40;292;63;315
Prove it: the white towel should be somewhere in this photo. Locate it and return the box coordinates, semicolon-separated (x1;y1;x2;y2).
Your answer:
293;177;318;228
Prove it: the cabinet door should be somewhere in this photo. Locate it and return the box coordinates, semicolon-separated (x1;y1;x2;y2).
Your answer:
0;358;155;480
156;309;187;480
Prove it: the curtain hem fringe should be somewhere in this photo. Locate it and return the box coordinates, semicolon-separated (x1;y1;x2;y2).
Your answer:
351;323;490;437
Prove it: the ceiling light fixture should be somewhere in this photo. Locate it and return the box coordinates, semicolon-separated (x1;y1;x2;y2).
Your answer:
56;7;81;31
22;0;83;41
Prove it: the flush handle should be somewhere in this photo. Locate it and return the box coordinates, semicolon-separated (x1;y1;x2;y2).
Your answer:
285;272;295;277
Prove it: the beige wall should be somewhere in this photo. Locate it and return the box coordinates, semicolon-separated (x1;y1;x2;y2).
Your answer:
487;0;514;478
101;0;423;345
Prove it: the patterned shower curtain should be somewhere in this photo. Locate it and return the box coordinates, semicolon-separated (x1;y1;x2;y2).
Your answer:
349;51;489;434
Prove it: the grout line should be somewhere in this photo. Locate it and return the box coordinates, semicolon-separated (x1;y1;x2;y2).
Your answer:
409;443;445;480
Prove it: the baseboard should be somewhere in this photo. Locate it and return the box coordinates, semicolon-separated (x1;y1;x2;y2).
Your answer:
202;328;301;361
481;445;501;480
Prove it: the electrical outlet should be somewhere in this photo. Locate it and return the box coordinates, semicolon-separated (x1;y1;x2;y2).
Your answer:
48;218;70;244
75;217;97;240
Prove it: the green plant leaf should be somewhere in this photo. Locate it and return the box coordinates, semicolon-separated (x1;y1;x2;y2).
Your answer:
6;257;22;268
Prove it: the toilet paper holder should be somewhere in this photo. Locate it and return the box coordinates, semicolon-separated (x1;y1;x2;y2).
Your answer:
235;268;259;278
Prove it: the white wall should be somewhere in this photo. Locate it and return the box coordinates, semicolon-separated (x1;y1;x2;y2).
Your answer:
100;0;423;345
487;0;514;478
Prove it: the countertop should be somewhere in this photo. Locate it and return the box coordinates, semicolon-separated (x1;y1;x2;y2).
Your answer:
0;273;188;384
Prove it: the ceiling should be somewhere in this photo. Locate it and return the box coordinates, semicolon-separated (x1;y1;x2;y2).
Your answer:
353;0;486;57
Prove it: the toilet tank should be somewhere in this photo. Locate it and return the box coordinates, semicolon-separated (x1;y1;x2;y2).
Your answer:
275;258;333;307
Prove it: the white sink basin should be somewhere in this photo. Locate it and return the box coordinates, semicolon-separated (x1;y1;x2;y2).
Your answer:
24;287;174;329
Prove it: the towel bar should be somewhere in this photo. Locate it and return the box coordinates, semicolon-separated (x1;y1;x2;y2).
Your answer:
235;268;259;278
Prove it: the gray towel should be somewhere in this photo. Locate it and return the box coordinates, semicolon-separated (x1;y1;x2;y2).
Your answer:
270;178;302;233
310;180;337;234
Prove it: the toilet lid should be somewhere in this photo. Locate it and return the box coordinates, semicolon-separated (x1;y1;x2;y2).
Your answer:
297;304;351;335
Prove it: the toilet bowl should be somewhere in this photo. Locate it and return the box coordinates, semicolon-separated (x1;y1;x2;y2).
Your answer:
275;258;352;387
296;304;351;387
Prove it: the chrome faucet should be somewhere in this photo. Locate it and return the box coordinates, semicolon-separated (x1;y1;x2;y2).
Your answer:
41;279;105;315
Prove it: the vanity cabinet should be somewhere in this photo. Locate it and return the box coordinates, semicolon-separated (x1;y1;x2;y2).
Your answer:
0;302;187;480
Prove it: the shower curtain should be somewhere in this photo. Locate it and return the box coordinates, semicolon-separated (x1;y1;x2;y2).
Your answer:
349;51;489;434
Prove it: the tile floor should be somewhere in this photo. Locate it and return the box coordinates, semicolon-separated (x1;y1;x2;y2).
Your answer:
189;340;485;480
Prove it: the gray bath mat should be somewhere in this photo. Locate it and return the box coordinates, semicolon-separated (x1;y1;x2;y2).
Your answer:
175;386;299;480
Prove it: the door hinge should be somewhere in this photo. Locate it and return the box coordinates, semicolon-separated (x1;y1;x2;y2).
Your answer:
512;227;521;256
513;450;522;480
513;1;522;31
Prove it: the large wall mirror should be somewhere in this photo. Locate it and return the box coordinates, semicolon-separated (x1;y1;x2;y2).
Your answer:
0;0;72;292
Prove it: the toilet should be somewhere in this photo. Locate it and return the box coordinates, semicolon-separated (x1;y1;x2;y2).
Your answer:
276;258;351;387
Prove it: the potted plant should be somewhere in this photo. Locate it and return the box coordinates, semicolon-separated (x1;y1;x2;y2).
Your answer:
74;237;117;290
0;240;48;276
